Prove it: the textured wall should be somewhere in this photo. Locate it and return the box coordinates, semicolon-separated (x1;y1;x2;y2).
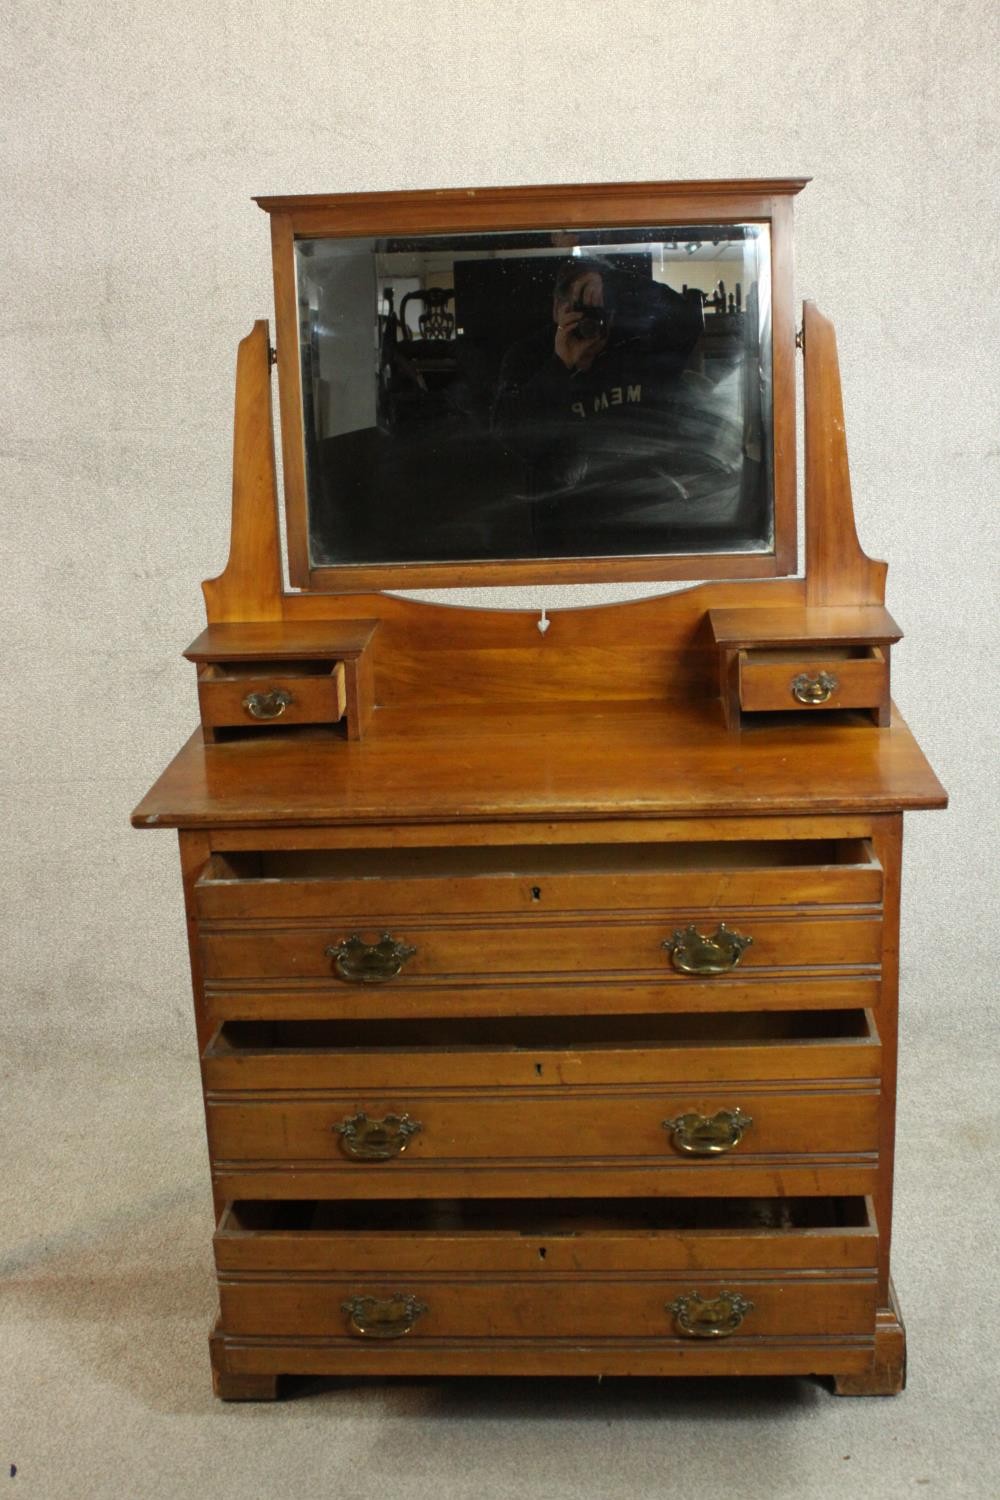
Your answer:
3;1;996;1052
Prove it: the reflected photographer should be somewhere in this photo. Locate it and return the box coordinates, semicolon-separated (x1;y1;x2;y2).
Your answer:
553;263;612;374
492;256;707;518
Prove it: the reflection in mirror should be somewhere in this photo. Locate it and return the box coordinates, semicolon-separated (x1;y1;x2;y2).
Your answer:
295;225;772;568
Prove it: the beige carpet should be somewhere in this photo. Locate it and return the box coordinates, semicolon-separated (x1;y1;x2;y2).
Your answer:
3;996;997;1500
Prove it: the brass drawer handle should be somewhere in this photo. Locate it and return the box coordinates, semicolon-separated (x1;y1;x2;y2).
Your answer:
790;670;839;705
327;933;417;984
663;923;752;975
668;1290;754;1339
242;687;293;720
662;1107;753;1156
342;1294;428;1340
334;1111;423;1160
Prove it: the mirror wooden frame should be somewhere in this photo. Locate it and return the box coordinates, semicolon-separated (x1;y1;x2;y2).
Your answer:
256;179;807;593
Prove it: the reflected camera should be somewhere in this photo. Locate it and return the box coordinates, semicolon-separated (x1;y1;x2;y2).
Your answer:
571;302;609;342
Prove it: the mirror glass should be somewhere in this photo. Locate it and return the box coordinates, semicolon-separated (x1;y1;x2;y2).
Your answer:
295;224;772;568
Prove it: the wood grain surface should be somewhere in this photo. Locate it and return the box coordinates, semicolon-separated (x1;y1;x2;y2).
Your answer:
132;701;946;829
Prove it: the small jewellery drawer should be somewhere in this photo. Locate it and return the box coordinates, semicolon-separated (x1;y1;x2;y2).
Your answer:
738;647;888;714
214;1197;878;1342
198;913;882;984
194;839;883;920
204;1012;880;1198
197;661;346;731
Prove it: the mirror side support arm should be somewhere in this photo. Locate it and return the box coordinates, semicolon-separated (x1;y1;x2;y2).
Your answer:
803;300;887;606
202;320;285;625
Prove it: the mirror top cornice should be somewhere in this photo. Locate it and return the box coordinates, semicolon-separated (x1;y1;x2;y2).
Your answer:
254;178;811;219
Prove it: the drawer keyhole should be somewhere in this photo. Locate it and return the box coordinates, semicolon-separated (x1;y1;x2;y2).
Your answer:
538;1246;547;1261
531;886;542;901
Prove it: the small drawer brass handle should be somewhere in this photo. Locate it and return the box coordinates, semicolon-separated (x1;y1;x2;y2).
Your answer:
668;1290;754;1339
334;1111;423;1160
790;670;839;705
327;933;417;984
663;923;753;975
662;1107;753;1156
342;1294;428;1340
242;687;293;720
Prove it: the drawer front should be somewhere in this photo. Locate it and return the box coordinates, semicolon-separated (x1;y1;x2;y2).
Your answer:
215;1195;878;1342
194;841;883;920
198;663;346;729
203;975;882;1025
739;649;887;713
199;913;882;984
206;1088;880;1166
212;1159;878;1200
217;1273;877;1341
202;1012;881;1090
215;1197;880;1275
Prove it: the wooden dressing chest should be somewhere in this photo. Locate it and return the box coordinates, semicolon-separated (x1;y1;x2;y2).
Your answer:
133;181;946;1399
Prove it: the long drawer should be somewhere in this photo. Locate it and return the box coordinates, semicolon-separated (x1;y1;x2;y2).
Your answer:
214;1197;878;1342
204;1011;882;1090
200;913;882;984
194;839;883;920
204;1012;880;1198
203;974;882;1023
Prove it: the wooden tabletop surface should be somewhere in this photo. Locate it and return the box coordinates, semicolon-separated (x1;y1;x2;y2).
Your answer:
131;699;947;830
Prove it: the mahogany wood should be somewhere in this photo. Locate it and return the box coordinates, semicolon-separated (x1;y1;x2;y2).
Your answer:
201;1009;881;1089
218;1276;876;1342
209;1339;875;1383
210;1161;879;1203
833;1283;906;1395
214;1198;879;1275
210;1323;280;1401
269;212;309;589
870;817;903;1304
738;647;887;713
131;704;946;831
711;608;897;729
287;579;808;709
185;621;379;662
306;553;791;593
193;840;883;919
132;180;948;1400
197;662;346;731
709;606;902;649
255;179;812;226
198;914;883;984
202;322;283;623
803;302;887;606
255;179;802;592
204;1088;879;1164
204;814;885;849
203;976;882;1025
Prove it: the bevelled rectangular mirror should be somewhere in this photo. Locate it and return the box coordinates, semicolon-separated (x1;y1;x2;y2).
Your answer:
258;182;802;590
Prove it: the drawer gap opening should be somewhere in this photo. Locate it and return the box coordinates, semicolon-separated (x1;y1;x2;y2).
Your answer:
208;1009;874;1057
220;1196;873;1236
199;661;337;681
739;711;884;731
743;647;880;665
202;839;878;885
